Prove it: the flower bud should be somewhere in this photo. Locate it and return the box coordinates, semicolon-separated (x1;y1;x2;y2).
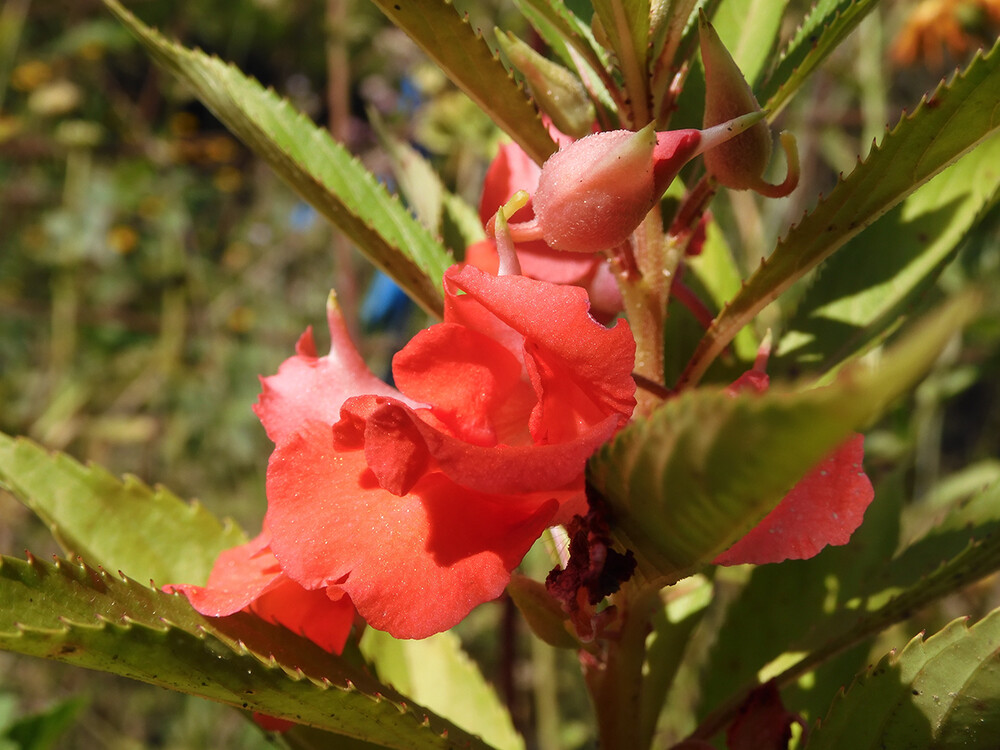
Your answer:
699;11;799;198
532;123;658;253
492;114;765;254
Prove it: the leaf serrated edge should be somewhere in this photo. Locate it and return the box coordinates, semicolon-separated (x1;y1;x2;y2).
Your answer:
761;0;879;115
370;0;557;165
101;0;452;317
1;555;494;748
680;41;1000;387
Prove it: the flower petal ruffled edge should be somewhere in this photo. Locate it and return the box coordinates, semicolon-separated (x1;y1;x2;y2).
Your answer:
714;434;874;566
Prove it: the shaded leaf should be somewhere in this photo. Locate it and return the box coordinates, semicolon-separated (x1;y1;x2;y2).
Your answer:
591;0;651;124
779;132;1000;371
0;432;244;587
806;608;1000;748
682;42;1000;387
102;0;453;317
590;294;978;581
0;555;496;750
360;629;523;750
368;0;557;165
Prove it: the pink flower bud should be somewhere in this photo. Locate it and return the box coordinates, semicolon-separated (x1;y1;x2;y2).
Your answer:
531;124;659;253
497;116;761;254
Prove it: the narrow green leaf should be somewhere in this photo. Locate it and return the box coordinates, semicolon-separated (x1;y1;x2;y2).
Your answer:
682;43;1000;387
760;0;881;115
369;110;445;233
0;555;496;750
101;0;453;317
806;608;1000;748
779;132;1000;370
590;293;979;581
0;432;245;586
592;0;652;124
360;629;523;750
711;0;788;88
513;0;617;113
367;0;557;165
496;31;596;138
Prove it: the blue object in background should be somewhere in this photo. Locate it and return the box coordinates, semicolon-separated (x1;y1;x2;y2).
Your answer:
361;270;414;333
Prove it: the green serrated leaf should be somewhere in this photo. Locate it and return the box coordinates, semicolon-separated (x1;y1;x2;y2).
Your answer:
367;0;556;165
101;0;453;317
360;629;523;750
0;555;496;750
779;132;1000;370
694;468;905;726
0;432;245;586
590;293;979;581
682;42;1000;387
760;0;880;115
806;608;1000;748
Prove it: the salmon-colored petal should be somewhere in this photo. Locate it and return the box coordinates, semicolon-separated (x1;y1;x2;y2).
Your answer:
265;421;561;639
443;266;636;429
254;299;413;446
714;435;873;565
166;531;356;654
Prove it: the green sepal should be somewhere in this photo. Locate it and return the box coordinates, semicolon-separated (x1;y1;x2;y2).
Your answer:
0;431;245;587
101;0;454;318
496;30;595;138
367;0;557;165
589;293;979;582
0;555;497;750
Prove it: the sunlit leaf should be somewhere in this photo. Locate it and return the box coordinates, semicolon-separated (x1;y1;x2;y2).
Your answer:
590;294;978;581
102;0;454;317
682;43;1000;387
367;0;557;165
0;555;496;750
806;607;1000;748
760;0;881;116
779;132;1000;371
360;629;523;750
0;432;244;587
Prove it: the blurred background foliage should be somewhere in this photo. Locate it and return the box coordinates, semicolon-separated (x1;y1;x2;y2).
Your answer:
0;0;998;747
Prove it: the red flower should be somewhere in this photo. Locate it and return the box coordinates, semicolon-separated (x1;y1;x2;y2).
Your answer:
713;367;875;566
473;140;625;321
188;265;635;641
165;529;356;654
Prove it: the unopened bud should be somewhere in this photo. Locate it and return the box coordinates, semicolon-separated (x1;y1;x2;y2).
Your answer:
699;11;798;198
493;114;766;254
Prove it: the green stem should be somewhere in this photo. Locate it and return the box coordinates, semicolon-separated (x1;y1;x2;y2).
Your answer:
585;583;664;750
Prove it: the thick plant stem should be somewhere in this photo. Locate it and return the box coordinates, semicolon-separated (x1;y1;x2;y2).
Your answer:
617;210;670;414
585;584;664;750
